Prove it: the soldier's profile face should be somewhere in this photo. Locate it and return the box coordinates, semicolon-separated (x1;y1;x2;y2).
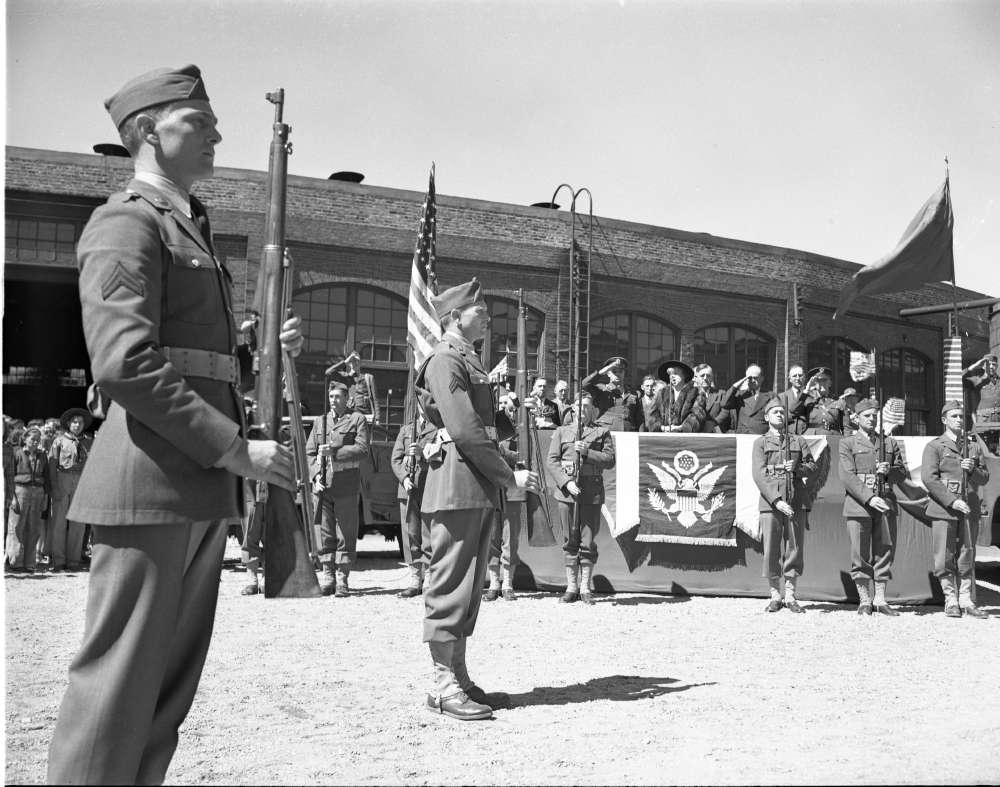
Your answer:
150;99;221;187
456;302;489;341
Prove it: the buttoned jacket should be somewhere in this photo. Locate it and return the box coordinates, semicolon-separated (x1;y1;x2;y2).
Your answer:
751;431;815;512
804;395;847;435
416;335;516;513
921;433;989;521
722;387;773;435
838;430;906;517
306;409;370;496
545;421;615;504
701;387;733;433
390;421;436;501
68;179;245;526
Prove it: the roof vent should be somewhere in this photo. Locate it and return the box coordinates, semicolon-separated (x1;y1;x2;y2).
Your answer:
328;171;365;183
531;201;560;209
93;143;130;158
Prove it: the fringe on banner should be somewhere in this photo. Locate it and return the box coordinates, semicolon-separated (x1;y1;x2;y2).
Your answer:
635;534;738;547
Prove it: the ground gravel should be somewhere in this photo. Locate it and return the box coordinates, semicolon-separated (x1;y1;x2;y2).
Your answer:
6;537;1000;785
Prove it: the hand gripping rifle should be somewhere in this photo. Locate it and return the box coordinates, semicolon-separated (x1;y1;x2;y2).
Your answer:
251;89;320;598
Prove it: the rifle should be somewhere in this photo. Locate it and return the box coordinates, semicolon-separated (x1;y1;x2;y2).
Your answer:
250;88;320;598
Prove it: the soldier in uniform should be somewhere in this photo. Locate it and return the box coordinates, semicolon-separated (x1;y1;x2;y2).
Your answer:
694;363;733;433
414;278;538;721
47;65;302;785
801;367;849;436
582;356;640;432
921;400;990;618
657;360;705;432
390;411;435;598
964;353;1000;455
546;391;616;605
838;398;907;615
722;364;772;435
46;407;93;571
751;398;817;613
307;381;371;597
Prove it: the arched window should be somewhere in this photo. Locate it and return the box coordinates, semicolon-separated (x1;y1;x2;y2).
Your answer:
589;313;679;384
807;336;868;398
292;284;409;435
482;296;545;389
879;348;933;435
691;324;775;389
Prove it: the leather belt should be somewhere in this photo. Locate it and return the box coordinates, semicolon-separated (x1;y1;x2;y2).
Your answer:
764;465;788;477
162;346;239;385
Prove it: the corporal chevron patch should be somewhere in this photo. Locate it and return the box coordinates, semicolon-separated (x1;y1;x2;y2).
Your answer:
101;261;145;300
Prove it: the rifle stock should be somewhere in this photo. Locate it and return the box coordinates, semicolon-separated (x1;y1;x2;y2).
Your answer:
252;89;320;598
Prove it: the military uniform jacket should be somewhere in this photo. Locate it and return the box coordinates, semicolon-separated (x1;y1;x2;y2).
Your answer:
582;370;640;431
838;430;906;517
415;334;516;513
390;421;436;501
751;431;816;512
804;395;846;435
661;382;705;432
965;372;1000;424
776;388;809;435
722;387;772;435
546;422;615;504
68;179;245;526
921;433;989;521
306;409;370;496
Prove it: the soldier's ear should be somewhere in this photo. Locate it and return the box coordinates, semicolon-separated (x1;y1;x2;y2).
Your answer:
136;113;158;145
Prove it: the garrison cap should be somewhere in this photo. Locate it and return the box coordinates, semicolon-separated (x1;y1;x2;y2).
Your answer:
764;397;786;414
940;400;964;416
986;354;999;363
853;398;879;415
432;278;485;320
806;366;832;382
658;360;694;382
105;64;210;127
328;381;349;394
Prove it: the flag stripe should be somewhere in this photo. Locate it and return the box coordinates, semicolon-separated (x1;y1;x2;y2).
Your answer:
943;335;964;402
407;166;442;369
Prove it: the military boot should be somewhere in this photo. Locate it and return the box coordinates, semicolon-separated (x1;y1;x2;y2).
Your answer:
959;576;987;618
400;563;423;598
784;577;805;613
560;563;579;603
334;565;350;598
501;567;516;601
425;641;492;721
855;580;872;616
873;581;899;616
318;562;336;597
579;564;595;605
484;566;501;602
940;574;961;617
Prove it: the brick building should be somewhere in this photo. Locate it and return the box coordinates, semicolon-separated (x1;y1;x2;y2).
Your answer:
4;145;993;436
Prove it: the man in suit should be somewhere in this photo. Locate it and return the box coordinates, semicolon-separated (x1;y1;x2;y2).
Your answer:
546;391;616;605
838;398;907;615
415;278;539;721
921;400;990;618
47;65;303;785
658;360;705;432
722;364;771;435
694;363;732;433
775;364;810;435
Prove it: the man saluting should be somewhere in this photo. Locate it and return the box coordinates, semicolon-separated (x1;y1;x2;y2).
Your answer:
415;279;539;721
48;65;303;784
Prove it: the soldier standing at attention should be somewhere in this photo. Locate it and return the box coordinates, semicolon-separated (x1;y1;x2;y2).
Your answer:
390;411;435;597
838;398;907;615
307;381;370;597
921;400;990;618
46;65;303;785
546;391;616;605
415;278;539;721
582;356;640;431
751;398;816;613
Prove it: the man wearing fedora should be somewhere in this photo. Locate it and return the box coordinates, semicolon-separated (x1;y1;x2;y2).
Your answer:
657;360;705;433
47;65;303;784
46;407;94;572
582;356;640;432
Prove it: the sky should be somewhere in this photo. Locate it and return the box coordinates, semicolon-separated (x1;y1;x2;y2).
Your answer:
5;0;998;297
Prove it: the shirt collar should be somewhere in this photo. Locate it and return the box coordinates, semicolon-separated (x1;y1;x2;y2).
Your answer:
444;328;476;356
133;170;192;217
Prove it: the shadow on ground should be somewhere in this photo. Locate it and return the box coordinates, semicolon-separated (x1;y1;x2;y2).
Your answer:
507;674;715;708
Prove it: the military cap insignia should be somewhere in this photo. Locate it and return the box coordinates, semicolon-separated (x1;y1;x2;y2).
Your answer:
101;262;145;300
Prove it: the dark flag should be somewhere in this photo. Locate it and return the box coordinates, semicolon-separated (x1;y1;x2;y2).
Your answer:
834;178;954;320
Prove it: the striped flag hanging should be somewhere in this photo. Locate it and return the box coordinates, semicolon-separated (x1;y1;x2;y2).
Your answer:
407;164;442;369
943;335;964;402
849;350;877;382
488;354;509;383
881;397;906;433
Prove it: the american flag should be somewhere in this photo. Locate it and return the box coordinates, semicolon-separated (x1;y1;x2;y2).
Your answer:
849;350;877;382
488;354;509;383
882;397;906;428
942;335;964;402
407;164;442;368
